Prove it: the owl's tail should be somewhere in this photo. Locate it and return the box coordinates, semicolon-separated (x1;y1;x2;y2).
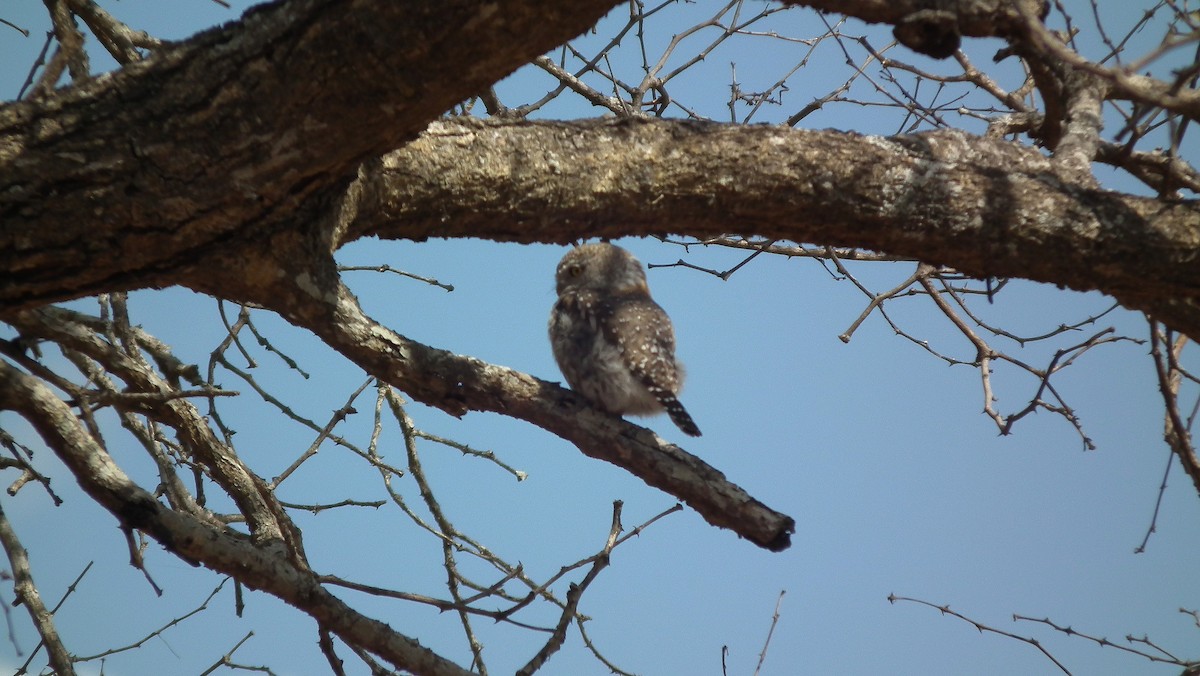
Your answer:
663;397;702;437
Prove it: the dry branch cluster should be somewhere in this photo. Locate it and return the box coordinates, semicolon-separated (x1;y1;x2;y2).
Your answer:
0;0;1198;674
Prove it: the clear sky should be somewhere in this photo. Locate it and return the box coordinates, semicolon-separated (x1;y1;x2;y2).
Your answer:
1;2;1197;675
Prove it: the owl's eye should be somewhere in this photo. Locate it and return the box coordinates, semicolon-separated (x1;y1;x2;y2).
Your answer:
567;264;582;278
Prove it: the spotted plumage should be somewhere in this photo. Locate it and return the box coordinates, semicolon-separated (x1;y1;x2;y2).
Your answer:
548;242;701;437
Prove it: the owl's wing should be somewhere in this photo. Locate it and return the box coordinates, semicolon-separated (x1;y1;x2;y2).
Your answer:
605;297;701;436
614;298;700;437
605;297;680;391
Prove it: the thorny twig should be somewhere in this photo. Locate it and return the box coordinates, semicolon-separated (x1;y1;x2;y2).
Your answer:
1014;613;1199;670
889;595;1071;674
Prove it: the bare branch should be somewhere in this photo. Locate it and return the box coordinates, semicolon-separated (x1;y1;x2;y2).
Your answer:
1150;322;1200;493
76;579;228;662
889;595;1071;674
753;590;786;676
296;275;794;551
1014;613;1197;668
0;359;476;675
0;500;74;675
1007;0;1200;120
517;501;625;676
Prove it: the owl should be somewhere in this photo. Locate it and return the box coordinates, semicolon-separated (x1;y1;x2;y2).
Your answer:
548;242;701;437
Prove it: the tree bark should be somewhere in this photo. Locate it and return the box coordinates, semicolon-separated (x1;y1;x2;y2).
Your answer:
0;0;625;310
3;0;1198;671
2;1;1196;339
11;110;1195;337
357;118;1200;338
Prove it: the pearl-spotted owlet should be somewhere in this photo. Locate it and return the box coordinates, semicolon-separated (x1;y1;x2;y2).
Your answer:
548;242;701;437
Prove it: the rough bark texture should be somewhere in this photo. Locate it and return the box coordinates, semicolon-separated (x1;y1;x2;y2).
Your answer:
358;118;1200;338
0;0;627;310
6;112;1199;336
2;0;1199;671
2;0;1196;338
783;0;1045;37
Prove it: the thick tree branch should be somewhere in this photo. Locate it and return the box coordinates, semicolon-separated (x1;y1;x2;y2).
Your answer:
356;118;1200;339
7;113;1199;337
781;0;1044;40
0;0;624;311
6;96;1200;334
779;0;1047;58
2;1;1196;342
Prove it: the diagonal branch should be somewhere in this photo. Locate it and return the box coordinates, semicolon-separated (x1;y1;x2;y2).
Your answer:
200;233;794;550
306;279;795;551
1150;322;1200;494
0;499;75;676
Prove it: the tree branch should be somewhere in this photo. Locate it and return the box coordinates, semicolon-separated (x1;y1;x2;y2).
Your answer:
777;0;1047;58
0;0;625;311
0;500;75;675
0;359;475;676
268;270;796;551
360;118;1200;338
2;3;1197;343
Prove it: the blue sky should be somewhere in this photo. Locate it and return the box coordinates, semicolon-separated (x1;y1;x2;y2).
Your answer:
1;2;1197;675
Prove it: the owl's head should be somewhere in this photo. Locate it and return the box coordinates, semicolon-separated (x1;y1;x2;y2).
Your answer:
555;242;649;296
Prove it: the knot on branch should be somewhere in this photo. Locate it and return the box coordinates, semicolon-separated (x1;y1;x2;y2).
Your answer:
893;10;960;59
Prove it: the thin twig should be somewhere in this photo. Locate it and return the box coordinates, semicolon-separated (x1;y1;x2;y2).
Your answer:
889;595;1070;674
753;590;786;676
